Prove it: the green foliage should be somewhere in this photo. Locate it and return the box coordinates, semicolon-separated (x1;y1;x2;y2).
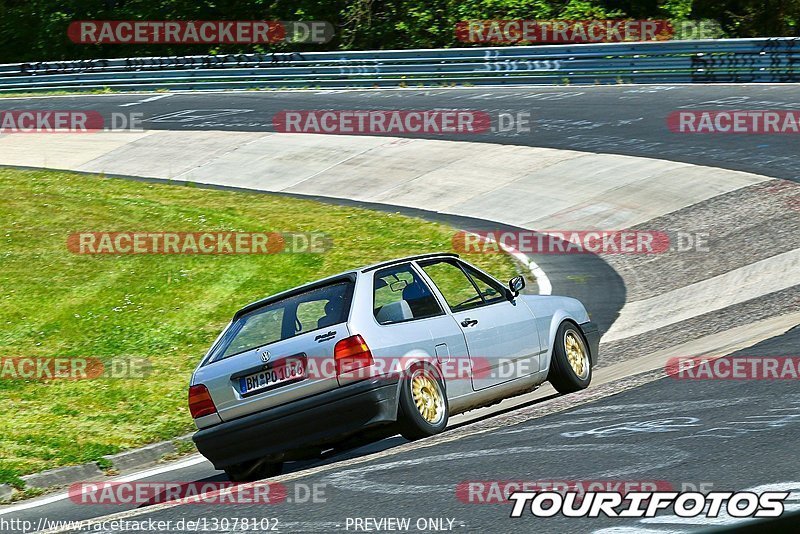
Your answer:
0;0;796;63
661;0;694;19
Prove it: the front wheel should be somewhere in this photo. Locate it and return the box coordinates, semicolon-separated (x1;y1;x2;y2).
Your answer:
224;459;283;482
548;322;592;394
397;364;448;441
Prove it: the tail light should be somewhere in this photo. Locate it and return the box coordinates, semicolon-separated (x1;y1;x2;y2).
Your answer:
188;384;217;419
334;335;374;376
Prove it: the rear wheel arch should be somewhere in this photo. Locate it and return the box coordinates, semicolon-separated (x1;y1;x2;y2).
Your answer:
395;360;449;440
390;356;447;405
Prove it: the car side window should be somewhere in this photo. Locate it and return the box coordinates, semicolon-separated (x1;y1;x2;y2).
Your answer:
373;264;443;325
419;260;486;312
462;263;508;306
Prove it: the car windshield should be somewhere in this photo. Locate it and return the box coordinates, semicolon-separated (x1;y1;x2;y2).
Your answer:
207;280;354;362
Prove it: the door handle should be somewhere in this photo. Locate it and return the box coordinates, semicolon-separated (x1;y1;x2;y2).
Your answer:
461;318;479;328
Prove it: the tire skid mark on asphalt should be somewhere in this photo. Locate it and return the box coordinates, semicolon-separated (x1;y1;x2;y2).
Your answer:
39;370;666;533
560;417;704;439
502;395;800;443
9;86;792;528
498;397;754;435
320;444;691;495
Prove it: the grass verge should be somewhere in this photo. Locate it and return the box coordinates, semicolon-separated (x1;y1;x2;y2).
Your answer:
0;167;516;486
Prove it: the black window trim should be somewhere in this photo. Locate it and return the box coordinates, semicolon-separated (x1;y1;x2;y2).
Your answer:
371;262;446;326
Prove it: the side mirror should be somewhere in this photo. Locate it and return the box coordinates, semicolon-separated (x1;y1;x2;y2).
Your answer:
508;276;525;298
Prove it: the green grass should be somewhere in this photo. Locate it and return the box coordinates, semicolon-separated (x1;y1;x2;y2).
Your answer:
0;88;121;99
0;167;516;487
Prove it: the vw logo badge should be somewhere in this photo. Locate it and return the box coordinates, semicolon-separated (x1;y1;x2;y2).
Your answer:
260;350;271;363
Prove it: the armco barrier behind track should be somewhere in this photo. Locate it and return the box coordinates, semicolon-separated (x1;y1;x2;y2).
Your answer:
0;38;798;92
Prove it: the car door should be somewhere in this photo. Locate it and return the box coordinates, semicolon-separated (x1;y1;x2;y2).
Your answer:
418;258;542;391
364;262;473;401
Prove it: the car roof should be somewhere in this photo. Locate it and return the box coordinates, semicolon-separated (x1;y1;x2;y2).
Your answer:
359;252;460;273
232;253;460;319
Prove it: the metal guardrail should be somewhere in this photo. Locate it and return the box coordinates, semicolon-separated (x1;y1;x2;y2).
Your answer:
0;38;798;93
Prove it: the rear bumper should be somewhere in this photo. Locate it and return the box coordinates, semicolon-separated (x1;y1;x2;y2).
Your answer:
580;321;600;367
193;378;399;469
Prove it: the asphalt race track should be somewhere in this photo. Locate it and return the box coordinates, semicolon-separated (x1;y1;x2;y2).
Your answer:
7;326;799;533
1;84;799;533
4;84;800;181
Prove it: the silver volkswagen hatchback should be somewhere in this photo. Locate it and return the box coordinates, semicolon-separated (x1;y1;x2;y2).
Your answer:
189;253;599;480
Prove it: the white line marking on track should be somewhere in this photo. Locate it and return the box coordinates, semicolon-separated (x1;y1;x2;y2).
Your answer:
0;455;208;516
118;94;173;107
322;444;690;495
36;377;656;533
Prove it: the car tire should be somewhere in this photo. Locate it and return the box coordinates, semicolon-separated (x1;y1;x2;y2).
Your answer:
548;321;592;394
224;459;283;482
397;363;449;441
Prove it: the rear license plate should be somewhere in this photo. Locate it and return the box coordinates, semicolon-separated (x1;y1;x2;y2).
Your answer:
238;357;306;396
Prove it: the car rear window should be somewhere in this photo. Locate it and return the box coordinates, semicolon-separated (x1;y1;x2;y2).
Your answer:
208;280;354;362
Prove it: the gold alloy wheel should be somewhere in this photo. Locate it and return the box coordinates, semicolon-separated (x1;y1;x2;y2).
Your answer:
410;369;445;425
564;329;590;380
